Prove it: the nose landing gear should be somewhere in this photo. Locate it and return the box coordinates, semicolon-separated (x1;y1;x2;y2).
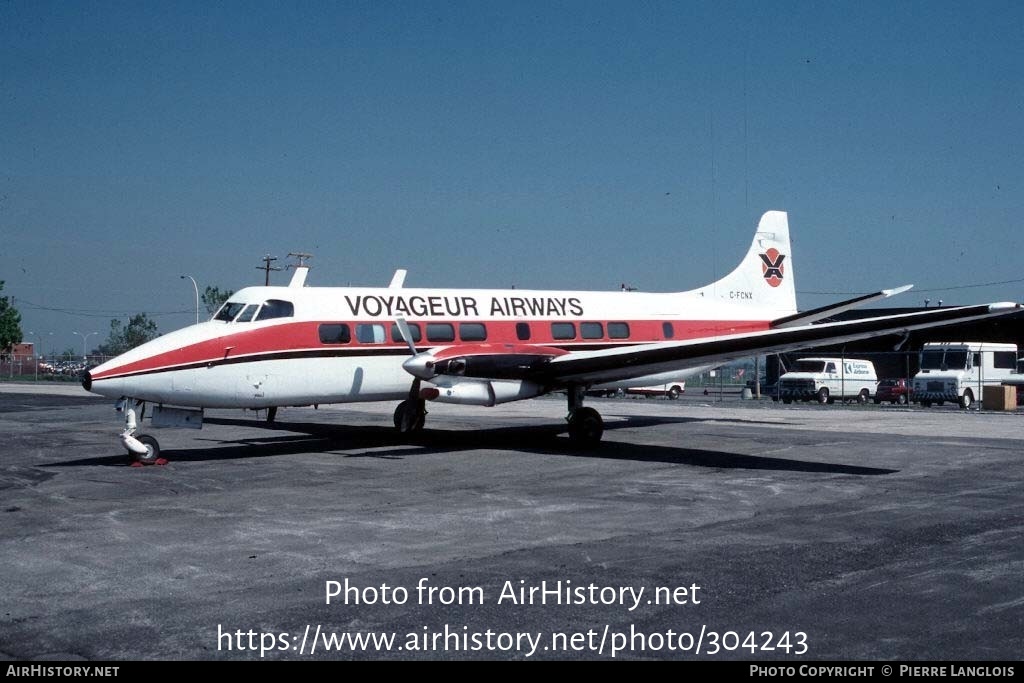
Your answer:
118;399;167;466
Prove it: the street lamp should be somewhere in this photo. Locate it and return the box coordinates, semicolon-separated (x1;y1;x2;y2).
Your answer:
72;331;98;360
181;275;199;325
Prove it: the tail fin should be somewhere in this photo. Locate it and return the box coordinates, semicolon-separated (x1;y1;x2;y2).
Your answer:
706;210;797;318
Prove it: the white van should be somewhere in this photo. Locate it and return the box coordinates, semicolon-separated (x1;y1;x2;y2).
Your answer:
779;358;878;404
912;342;1018;409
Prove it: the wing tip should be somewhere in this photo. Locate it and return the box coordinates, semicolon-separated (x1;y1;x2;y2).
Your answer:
989;302;1022;311
881;284;914;297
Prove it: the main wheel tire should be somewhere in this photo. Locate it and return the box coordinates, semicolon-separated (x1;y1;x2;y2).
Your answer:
568;407;603;447
393;400;425;434
959;391;973;410
817;387;829;404
667;386;681;400
896;394;908;405
136;434;161;465
857;389;870;404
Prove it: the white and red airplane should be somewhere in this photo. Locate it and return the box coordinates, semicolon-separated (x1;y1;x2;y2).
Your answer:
83;211;1019;463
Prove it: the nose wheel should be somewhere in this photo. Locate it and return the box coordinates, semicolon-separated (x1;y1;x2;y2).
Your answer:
119;399;168;466
128;434;165;466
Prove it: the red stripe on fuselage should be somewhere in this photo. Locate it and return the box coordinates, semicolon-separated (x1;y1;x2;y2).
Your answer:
91;318;770;381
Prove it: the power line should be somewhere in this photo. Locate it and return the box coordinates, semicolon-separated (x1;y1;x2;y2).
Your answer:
15;297;192;318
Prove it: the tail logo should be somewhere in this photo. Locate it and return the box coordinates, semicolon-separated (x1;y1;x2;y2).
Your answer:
759;249;786;288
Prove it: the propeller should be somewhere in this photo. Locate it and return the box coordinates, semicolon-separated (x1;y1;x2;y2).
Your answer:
394;317;418;356
396;318;437;380
394;317;431;432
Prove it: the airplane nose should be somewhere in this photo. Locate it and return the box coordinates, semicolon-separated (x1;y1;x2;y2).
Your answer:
81;370;92;392
402;353;436;380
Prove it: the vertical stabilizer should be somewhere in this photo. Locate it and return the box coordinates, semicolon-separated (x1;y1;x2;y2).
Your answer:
706;210;797;318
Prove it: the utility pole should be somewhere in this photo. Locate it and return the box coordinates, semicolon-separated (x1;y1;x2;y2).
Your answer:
256;255;282;286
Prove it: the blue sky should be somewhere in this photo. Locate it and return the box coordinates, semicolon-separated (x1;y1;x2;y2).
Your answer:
2;1;1022;355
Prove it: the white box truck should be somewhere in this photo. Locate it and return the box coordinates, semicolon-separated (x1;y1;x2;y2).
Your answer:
779;358;878;404
911;342;1018;409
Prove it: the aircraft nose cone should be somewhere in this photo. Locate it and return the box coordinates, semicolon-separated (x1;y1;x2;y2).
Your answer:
81;370;92;392
402;353;436;380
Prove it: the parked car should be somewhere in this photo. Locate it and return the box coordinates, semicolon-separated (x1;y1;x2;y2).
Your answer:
873;378;910;405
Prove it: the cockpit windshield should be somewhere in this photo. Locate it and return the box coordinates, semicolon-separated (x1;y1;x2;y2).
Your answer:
235;304;259;323
920;349;968;370
255;299;294;321
214;302;246;322
213;298;294;323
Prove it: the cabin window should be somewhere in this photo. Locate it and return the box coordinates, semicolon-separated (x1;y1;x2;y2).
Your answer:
662;322;674;339
214;302;245;322
459;323;487;342
235;304;259;323
390;322;422;343
426;323;456;342
994;351;1016;369
581;322;603;339
516;322;531;341
608;322;630;339
551;322;576;340
356;323;386;344
319;324;351;344
255;299;295;321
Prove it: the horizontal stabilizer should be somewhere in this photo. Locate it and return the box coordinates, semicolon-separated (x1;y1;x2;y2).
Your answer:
771;285;914;328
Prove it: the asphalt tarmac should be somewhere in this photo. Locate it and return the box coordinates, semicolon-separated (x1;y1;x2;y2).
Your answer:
1;383;1021;661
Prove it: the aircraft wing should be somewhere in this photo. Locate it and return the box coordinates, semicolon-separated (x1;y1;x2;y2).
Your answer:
540;302;1020;386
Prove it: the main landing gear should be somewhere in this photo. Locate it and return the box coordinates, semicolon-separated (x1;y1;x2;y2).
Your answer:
118;399;166;466
567;385;604;447
394;398;427;435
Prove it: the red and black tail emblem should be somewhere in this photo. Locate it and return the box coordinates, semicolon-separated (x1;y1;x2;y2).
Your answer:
759;249;786;288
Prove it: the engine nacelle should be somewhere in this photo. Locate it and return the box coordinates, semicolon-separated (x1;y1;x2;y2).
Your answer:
423;379;545;407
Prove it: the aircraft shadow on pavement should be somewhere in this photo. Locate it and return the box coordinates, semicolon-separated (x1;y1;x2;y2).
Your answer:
46;414;897;475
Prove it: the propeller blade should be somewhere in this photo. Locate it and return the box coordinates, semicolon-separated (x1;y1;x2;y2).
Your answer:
395;317;418;356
